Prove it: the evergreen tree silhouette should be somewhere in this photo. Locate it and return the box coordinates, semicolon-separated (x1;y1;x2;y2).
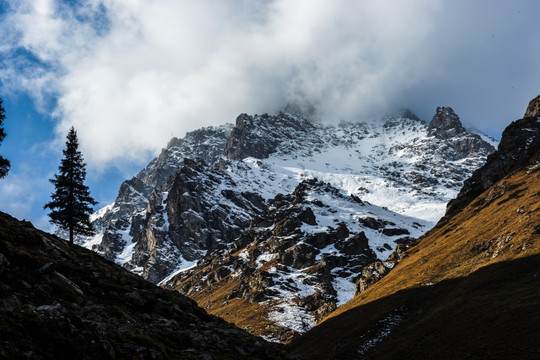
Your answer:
0;98;10;179
45;127;97;243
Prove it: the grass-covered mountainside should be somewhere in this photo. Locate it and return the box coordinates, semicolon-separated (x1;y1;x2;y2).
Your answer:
290;100;540;359
0;212;289;359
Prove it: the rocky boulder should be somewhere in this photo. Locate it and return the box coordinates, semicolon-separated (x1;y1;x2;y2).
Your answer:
428;107;467;139
354;242;415;296
524;94;540;118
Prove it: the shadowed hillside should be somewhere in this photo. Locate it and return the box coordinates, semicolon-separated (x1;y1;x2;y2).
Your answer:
0;212;290;359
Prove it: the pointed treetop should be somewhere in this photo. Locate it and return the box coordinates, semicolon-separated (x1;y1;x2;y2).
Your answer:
0;97;10;179
44;126;97;243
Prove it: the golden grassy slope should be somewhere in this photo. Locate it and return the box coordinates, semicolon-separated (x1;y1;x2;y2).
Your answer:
172;249;298;341
341;165;540;312
290;163;540;359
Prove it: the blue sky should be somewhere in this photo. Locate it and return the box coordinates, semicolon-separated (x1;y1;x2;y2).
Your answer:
1;0;539;231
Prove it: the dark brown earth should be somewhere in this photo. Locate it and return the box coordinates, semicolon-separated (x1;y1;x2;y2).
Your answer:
0;212;291;359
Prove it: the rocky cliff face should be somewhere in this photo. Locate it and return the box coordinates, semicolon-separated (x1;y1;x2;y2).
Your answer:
161;179;425;341
0;212;289;359
223;112;316;160
524;94;540;118
126;158;266;283
427;106;494;159
81;124;233;263
428;106;467;138
446;97;540;216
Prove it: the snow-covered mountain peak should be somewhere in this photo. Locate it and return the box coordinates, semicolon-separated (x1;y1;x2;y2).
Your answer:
80;106;496;287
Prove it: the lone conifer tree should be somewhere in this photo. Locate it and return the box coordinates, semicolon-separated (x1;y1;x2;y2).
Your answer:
45;127;97;243
0;98;10;178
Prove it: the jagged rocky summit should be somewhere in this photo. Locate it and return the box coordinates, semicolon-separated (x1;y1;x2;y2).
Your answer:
79;105;496;290
428;106;467;138
523;94;540;118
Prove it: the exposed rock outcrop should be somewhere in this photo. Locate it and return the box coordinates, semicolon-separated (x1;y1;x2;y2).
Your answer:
426;106;495;160
164;179;429;341
428;106;467;138
128;158;266;282
354;242;413;295
446;101;540;216
223;112;316;160
80;124;233;263
524;94;540;118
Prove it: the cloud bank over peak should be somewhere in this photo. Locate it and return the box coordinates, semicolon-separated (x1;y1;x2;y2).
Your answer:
1;0;539;170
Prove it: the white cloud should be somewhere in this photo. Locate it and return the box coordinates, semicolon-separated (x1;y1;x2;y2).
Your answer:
1;0;539;170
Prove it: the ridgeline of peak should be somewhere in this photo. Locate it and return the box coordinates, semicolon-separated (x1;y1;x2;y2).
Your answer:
83;106;496;286
524;94;540;118
223;112;316;160
382;108;422;123
427;106;467;138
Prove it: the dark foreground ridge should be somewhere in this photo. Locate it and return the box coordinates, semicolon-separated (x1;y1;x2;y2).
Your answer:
0;212;290;359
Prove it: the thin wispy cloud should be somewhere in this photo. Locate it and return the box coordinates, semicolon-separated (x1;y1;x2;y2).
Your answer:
1;0;539;171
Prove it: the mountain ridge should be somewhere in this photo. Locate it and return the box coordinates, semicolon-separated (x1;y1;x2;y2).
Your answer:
96;105;495;341
81;106;495;289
